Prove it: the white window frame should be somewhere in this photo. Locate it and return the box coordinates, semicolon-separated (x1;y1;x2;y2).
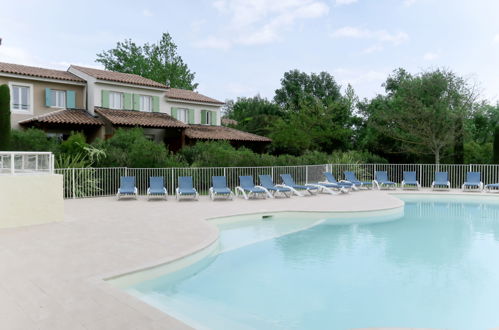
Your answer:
109;91;124;110
204;111;212;125
51;89;66;109
177;108;188;123
139;95;153;112
8;82;33;114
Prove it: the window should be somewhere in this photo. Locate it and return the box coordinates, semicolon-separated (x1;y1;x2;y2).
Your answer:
51;90;66;108
140;95;152;112
177;109;188;123
204;111;212;125
11;85;30;111
109;92;123;109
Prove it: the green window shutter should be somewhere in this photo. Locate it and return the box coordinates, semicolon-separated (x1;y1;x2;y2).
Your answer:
101;90;110;108
133;94;140;110
124;93;133;110
188;109;195;124
211;111;217;125
45;88;52;107
152;96;160;112
171;107;178;119
200;110;207;124
66;90;76;108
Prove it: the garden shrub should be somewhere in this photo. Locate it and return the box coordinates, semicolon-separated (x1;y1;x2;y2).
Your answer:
93;127;185;168
10;128;59;152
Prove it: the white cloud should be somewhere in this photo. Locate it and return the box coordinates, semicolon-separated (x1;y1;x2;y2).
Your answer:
493;34;499;43
423;51;440;61
331;26;409;45
335;0;358;5
142;9;153;17
196;0;329;49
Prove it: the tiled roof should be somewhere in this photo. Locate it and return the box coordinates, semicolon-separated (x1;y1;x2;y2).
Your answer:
70;65;168;89
185;125;271;142
95;107;187;128
19;109;103;126
0;62;85;83
221;118;238;126
166;88;224;105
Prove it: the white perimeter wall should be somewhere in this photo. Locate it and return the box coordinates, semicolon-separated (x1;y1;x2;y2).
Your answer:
0;175;64;228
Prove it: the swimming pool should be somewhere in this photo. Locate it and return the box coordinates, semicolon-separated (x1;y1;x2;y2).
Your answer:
110;196;499;329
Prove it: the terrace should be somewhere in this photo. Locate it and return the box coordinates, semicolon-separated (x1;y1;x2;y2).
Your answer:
2;159;499;329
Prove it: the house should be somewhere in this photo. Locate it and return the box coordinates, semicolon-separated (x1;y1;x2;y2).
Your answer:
0;62;270;151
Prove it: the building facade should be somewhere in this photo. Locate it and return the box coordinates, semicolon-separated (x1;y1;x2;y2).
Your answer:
0;62;270;151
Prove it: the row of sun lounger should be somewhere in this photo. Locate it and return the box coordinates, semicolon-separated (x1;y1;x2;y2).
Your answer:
117;170;499;200
117;172;360;200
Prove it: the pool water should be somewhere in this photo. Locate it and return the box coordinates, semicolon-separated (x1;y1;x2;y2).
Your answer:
122;198;499;329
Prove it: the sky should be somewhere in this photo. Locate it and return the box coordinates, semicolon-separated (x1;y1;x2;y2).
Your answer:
1;0;498;103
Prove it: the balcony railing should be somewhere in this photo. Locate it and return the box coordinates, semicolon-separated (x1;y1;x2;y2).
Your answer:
0;152;55;175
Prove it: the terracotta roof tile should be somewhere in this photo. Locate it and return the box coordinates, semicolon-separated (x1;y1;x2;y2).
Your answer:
166;88;224;105
0;62;85;83
95;107;187;128
19;109;103;126
71;65;168;89
185;125;271;142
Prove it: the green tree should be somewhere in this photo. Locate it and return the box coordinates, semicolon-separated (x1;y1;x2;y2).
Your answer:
96;32;197;90
274;70;342;112
224;95;284;137
494;126;499;164
367;68;477;164
0;84;11;150
270;70;356;154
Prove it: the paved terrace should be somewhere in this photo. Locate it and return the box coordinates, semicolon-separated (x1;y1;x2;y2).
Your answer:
0;189;491;330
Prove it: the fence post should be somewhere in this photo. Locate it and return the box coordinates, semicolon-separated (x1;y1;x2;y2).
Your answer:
10;154;14;175
305;165;309;184
419;164;423;188
271;167;274;180
72;168;76;199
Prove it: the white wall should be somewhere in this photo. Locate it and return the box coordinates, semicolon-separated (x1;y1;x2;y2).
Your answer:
166;100;221;125
0;175;64;228
68;67;223;125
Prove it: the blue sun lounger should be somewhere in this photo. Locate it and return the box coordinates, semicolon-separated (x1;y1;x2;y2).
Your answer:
209;176;234;200
117;176;138;200
431;172;450;191
373;171;396;190
343;171;372;189
259;175;291;198
175;176;199;200
401;171;420;190
279;173;319;196
147;176;167;200
462;172;483;192
321;172;352;192
236;175;272;199
485;183;499;193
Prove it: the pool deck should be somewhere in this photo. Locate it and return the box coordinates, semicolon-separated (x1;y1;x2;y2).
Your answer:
0;189;495;330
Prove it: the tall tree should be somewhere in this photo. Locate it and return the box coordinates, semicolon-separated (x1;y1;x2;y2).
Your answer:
96;33;198;90
270;70;356;154
0;84;11;150
224;95;284;137
274;70;342;112
368;69;477;164
494;125;499;164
